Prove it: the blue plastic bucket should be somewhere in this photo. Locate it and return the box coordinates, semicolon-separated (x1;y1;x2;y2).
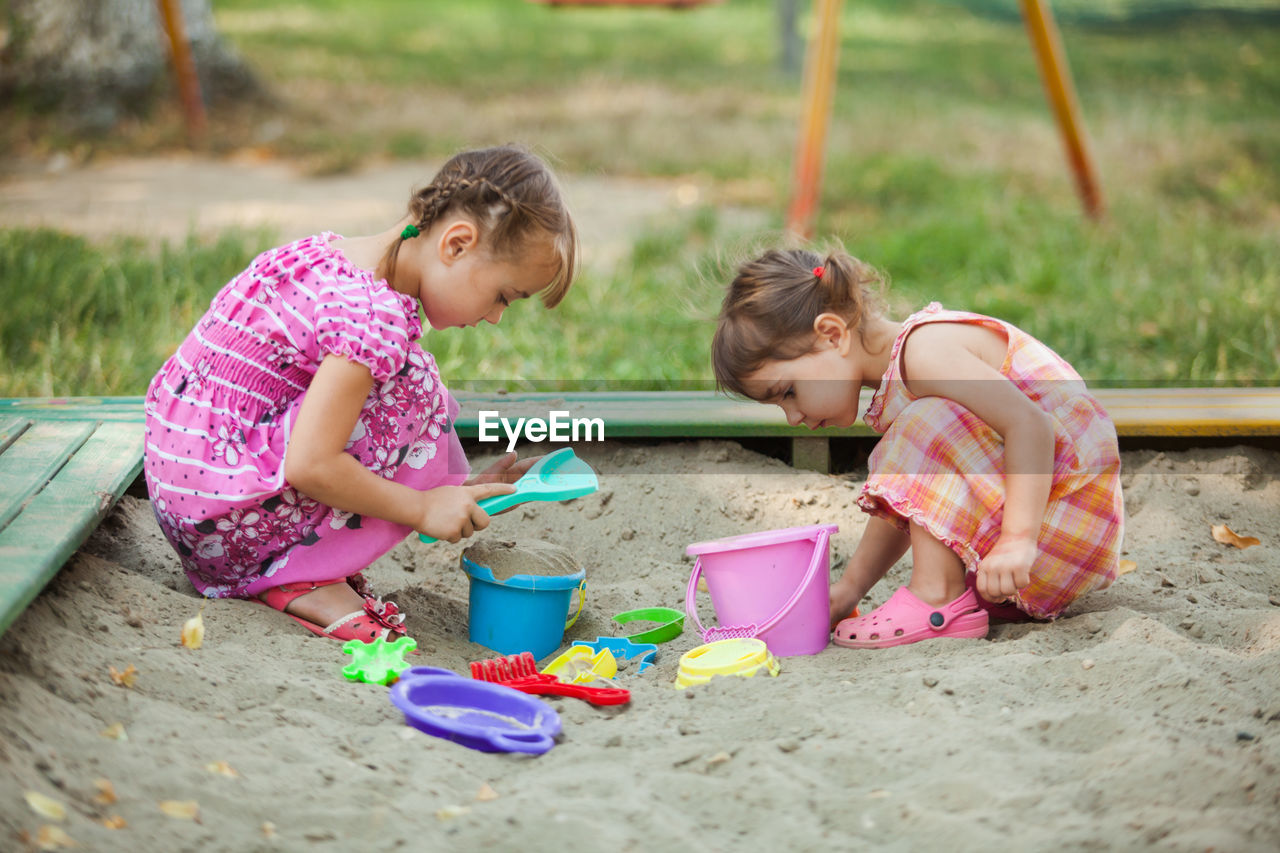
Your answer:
462;556;586;662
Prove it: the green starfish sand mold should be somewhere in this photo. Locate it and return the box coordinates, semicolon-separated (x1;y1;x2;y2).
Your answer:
341;635;418;685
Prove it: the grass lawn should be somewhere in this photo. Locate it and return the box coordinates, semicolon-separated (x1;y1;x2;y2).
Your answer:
2;0;1277;394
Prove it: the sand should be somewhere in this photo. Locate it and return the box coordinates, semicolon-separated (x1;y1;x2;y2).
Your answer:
461;539;582;582
2;439;1278;852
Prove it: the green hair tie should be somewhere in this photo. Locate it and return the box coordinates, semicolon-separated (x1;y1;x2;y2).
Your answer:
400;224;420;240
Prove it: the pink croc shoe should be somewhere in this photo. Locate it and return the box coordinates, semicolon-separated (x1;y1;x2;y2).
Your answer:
832;586;989;649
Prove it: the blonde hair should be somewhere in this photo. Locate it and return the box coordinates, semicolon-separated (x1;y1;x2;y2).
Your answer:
712;245;884;399
379;145;579;308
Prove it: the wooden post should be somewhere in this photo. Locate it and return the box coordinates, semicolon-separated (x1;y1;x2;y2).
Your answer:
791;437;830;473
156;0;207;141
1019;0;1104;219
784;0;843;241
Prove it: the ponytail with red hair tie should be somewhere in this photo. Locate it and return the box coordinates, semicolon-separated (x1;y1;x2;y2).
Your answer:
813;266;825;279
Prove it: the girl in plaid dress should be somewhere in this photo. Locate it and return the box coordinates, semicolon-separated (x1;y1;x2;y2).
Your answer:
712;246;1123;647
144;146;578;642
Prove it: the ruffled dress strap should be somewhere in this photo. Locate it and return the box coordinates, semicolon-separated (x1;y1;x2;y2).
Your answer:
863;302;945;433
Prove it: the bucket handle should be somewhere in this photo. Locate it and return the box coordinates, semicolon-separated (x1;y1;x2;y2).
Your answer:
686;556;754;641
564;579;586;631
684;527;831;643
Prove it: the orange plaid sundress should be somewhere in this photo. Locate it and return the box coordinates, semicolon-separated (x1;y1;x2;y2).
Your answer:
858;303;1124;620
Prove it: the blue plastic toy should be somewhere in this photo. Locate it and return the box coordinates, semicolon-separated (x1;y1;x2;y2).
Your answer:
576;636;659;674
462;556;586;660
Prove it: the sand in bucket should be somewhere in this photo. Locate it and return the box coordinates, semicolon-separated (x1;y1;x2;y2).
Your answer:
685;524;838;657
462;539;581;581
461;539;586;661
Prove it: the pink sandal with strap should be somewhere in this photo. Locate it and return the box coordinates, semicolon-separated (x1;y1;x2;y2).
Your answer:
257;575;407;643
832;586;989;649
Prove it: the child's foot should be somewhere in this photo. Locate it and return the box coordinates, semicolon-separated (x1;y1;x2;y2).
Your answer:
831;586;988;649
271;581;363;624
257;578;406;642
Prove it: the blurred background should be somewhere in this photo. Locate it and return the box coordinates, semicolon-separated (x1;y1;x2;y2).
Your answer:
1;0;1277;396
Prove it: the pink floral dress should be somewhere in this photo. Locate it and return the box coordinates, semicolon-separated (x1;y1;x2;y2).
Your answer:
859;303;1124;620
143;233;469;599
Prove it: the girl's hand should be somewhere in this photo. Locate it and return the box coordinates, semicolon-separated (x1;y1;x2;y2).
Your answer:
465;451;540;487
829;573;864;628
828;517;912;628
463;452;540;515
975;535;1037;604
415;482;517;543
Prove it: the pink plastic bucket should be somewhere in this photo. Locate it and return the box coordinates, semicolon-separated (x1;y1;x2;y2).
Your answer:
685;524;838;657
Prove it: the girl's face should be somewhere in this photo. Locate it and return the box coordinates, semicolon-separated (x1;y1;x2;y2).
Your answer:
740;314;863;429
743;350;861;429
402;220;560;330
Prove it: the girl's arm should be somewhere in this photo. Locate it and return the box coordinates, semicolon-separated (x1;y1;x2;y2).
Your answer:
899;323;1055;602
284;354;514;543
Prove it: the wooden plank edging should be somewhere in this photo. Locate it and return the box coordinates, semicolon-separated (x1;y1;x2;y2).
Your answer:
0;422;144;637
2;387;1279;438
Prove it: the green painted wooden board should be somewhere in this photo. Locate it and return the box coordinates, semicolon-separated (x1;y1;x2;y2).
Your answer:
0;397;148;423
446;388;1280;438
452;390;879;438
0;421;144;637
0;416;31;454
3;389;1280;437
0;420;96;530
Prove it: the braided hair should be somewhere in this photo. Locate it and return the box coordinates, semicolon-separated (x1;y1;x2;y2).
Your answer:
379;145;579;307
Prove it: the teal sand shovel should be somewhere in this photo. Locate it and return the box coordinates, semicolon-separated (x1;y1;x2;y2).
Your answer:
418;447;599;544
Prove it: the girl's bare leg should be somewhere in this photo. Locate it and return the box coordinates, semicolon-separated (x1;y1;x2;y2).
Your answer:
905;520;967;606
829;515;911;624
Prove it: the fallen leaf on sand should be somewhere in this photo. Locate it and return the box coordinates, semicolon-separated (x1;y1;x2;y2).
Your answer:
99;722;128;740
181;608;205;650
475;783;499;802
34;825;78;849
92;779;117;805
1211;524;1261;549
108;664;137;688
205;760;239;777
24;791;66;821
1117;559;1137;575
101;816;127;830
158;800;200;821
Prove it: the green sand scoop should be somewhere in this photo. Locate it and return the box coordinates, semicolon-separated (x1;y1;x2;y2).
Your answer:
418;447;599;544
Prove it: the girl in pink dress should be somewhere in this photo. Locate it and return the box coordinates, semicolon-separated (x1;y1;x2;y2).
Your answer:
144;146;578;642
712;246;1123;647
